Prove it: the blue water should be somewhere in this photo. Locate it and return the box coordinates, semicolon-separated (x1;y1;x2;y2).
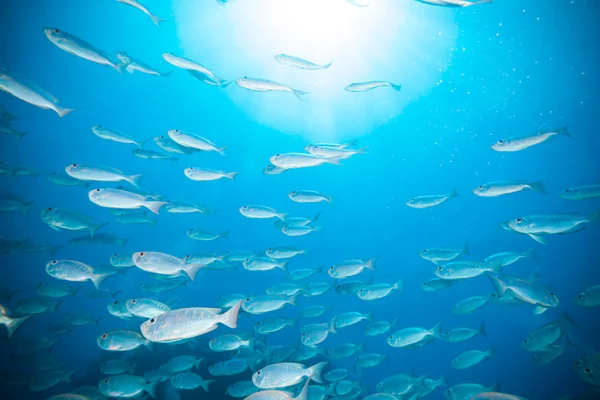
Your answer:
1;0;599;399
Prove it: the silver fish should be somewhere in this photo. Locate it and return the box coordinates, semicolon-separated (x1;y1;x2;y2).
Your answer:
345;81;401;92
473;181;546;197
88;188;167;214
406;188;457;208
492;127;571;152
116;0;164;26
91;125;146;147
274;54;332;70
236;77;308;100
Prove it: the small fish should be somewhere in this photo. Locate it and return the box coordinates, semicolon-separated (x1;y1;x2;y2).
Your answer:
91;125;146;147
209;333;255;352
288;190;333;204
65;164;142;187
162;53;230;86
532;334;576;366
140;302;241;342
132;148;178;162
125;298;170;318
34;282;77;298
16;298;61;315
263;164;288;175
333;311;373;329
484;248;535;268
184;167;237;181
266;283;305;296
492;127;571;152
133;251;205;281
186;228;228;241
444;383;500;400
453;296;489;315
286;267;322;281
406;188;457;208
255;317;297;334
243;257;289;272
276;213;321;228
324;369;349;382
0;119;28;139
487;273;559;313
162;355;204;374
275;54;332;70
265;246;305;259
171;372;214;391
345;81;401;92
116;0;164;26
356;353;388;368
116;211;158;226
240;205;287;219
154;135;196;154
502;212;600;244
560;184;600;200
452;347;496;370
29;370;75;392
100;359;136;375
441;323;488;343
98;374;158;398
299;305;329;319
252;362;327;389
326;342;365;359
575;284;600;307
242;294;299;314
217;293;247;308
473;180;546;197
67;233;129;246
107;300;135;320
0;104;17;121
270;153;341;169
43;28;125;73
227;380;260;398
164;201;212;214
97;330;153;351
357;281;402;300
328;257;378;279
421;278;458;292
117;52;171;76
471;392;529;400
303;282;333;297
435;261;500;280
46;259;114;289
386;323;441;348
110;252;135;267
305;145;366;159
0;193;35;214
0;68;74;117
89;188;167;214
168;129;226;155
281;225;322;237
301;321;337;347
522;311;577;352
47;172;90;187
364;319;397;337
416;0;493;7
236;77;308;101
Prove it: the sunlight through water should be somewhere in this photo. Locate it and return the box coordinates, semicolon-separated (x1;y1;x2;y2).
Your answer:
174;0;458;140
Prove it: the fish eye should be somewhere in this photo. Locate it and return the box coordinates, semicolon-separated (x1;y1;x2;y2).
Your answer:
585;368;592;374
359;289;364;293
245;298;251;302
523;339;529;343
301;333;306;337
112;301;118;305
497;139;505;144
131;300;137;304
51;260;57;264
72;164;77;167
149;318;156;324
575;361;582;366
53;28;60;33
516;218;523;223
210;338;216;342
101;334;108;339
256;371;262;375
364;326;368;330
422;249;427;253
550;292;555;296
578;294;585;299
328;266;334;270
104;379;109;384
437;266;443;270
478;185;484;190
276;154;281;157
139;252;145;257
95;189;100;192
564;189;571;193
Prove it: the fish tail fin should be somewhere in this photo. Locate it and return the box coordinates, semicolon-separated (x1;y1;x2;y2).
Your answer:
288;292;300;306
530;180;548;194
183;263;205;282
296;379;310;400
524;248;536;260
145;380;159;398
450;187;458;197
479;322;489;337
160;70;173;77
557;126;572;138
438;373;448;387
559;310;578;329
587;210;600;224
219;230;230;239
226;171;238;180
329;317;338;334
57;107;75;118
217;146;227;156
200;379;214;392
431;321;442;338
365;256;379;271
21;202;35;214
390;318;398;328
64;370;76;383
324;156;343;165
91;273;112;290
394;280;403;291
488;346;497;358
194;357;204;369
120;238;130;247
220;300;242;329
15;131;29;139
4;315;32;338
150;14;164;27
144;201;168;215
390;83;402;91
326;196;335;204
323;61;333;69
279;260;290;272
126;174;143;188
566;333;578;348
52;300;63;312
89;221;110;239
462;241;470;255
293;89;309;101
114;62;127;75
366;310;375;321
309;361;328;384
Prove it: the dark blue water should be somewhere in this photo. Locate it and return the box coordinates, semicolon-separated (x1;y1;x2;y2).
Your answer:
1;0;599;399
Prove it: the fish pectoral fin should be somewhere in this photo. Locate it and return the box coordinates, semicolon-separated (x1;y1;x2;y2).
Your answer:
533;305;548;315
528;234;548;244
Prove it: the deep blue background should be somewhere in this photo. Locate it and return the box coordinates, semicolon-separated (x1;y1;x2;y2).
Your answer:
1;0;599;399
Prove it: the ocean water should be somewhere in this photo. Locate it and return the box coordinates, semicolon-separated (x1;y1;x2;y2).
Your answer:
0;0;599;400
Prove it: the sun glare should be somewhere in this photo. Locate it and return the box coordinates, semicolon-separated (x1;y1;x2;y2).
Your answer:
174;0;457;140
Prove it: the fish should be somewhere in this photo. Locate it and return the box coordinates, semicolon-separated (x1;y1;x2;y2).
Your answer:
444;383;500;400
305;145;367;159
473;180;547;197
108;300;136;320
246;380;310;400
364;319;397;337
575;284;600;307
484;248;535;268
116;52;171;76
265;246;306;259
162;355;204;374
100;359;136;375
560;184;600;200
0;104;17;121
301;321;337;346
328;257;378;279
345;81;401;92
286;267;322;281
168;129;226;155
236;77;308;100
270;153;341;169
263;164;288;175
125;298;171;318
303;282;333;297
164;201;213;214
171;372;214;391
208;357;255;376
357;281;402;300
451;347;496;369
209;333;257;352
227;380;260;398
0;306;32;338
116;0;164;26
184;167;237;181
252;362;327;389
16;297;62;315
435;260;500;280
326;342;365;359
299;305;329;319
110;252;135;268
88;188;167;214
573;353;600;387
502;212;600;244
46;259;115;289
386;323;441;348
162;53;230;87
34;282;78;298
132;148;178;162
217;293;247;308
274;54;332;70
154;135;197;154
275;213;321;228
43;28;125;73
522;311;577;352
255;317;297;334
281;225;322;237
98;374;158;398
140;301;241;342
116;211;158;226
242;294;299;314
91;125;146;147
0;119;28;139
46;172;90;187
133;251;205;281
65;164;142;187
243;257;289;272
333;311;373;329
356;353;388;368
288;190;333;204
266;283;305;296
471;393;529;400
97;330;153;351
0;193;35;214
186;228;228;241
406;188;457;208
532;334;576;366
240;205;287;219
29;370;75;391
41;207;109;237
441;323;488;342
140;279;187;294
0;68;74;117
416;0;493;7
421;278;458;292
492;127;571;152
452;296;489;315
487;273;559;313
